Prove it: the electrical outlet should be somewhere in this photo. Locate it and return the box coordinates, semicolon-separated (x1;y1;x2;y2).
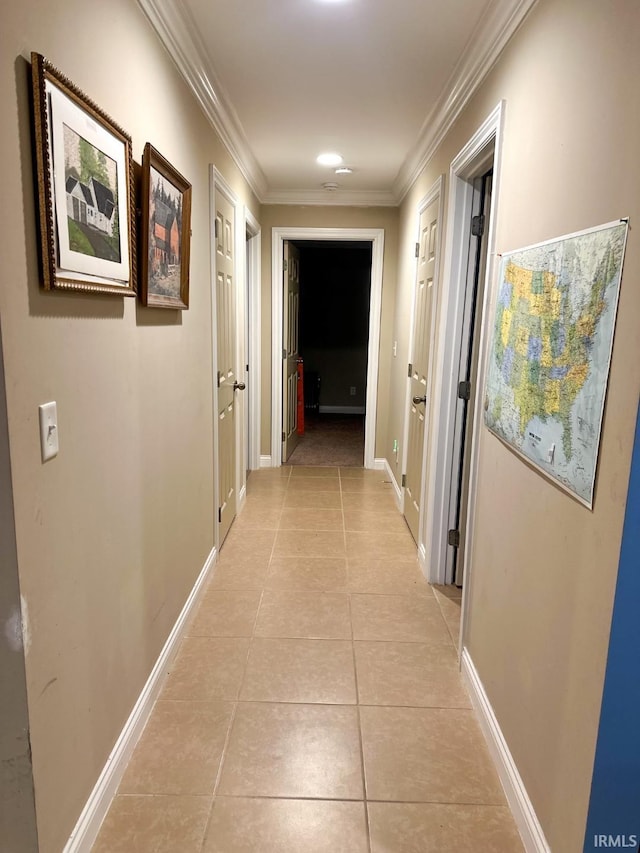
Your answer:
349;386;356;396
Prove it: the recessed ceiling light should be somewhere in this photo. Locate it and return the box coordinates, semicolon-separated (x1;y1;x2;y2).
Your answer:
322;182;339;191
316;152;343;167
335;167;353;175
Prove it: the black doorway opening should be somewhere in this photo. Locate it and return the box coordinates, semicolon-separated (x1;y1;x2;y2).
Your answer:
289;240;372;467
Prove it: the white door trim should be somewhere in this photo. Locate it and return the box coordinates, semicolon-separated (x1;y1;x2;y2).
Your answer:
271;227;385;468
244;206;261;472
210;167;243;543
424;102;505;587
400;176;445;565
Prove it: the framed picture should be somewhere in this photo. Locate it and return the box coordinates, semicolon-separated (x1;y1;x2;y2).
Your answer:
140;144;192;309
30;53;136;296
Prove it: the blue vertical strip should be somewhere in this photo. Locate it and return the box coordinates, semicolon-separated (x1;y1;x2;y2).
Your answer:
584;402;640;852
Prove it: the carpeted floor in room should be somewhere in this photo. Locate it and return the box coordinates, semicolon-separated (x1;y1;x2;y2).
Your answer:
288;413;365;467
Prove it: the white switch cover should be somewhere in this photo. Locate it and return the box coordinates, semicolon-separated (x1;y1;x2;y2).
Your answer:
39;402;59;462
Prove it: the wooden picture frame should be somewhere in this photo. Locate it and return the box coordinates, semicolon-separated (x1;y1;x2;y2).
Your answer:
30;53;136;296
140;144;192;310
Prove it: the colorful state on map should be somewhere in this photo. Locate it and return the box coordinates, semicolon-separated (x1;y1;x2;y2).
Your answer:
484;222;627;506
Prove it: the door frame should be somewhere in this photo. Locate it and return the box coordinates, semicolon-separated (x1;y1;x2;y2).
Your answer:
210;166;244;548
423;102;505;592
244;206;261;472
449;171;492;587
270;227;385;468
400;175;444;561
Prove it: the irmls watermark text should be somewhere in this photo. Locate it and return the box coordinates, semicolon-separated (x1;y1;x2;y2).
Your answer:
593;835;638;849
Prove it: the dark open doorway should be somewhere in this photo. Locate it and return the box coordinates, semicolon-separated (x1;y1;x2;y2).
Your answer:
289;240;372;467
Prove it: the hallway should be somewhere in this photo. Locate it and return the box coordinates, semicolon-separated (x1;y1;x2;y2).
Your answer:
93;467;522;852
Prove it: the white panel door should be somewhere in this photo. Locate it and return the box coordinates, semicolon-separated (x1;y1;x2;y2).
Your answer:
404;197;439;543
216;192;238;545
282;241;300;462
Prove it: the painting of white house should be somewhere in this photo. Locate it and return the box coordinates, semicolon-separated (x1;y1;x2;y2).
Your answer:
63;124;121;263
147;166;183;298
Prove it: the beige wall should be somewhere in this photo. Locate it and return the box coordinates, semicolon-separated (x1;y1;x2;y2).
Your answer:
302;347;368;408
258;205;398;462
394;0;640;850
0;335;39;852
0;1;258;850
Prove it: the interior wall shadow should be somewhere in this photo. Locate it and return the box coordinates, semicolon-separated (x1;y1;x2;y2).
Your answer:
0;325;39;852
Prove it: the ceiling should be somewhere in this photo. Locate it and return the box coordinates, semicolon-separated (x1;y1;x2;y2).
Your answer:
138;0;536;204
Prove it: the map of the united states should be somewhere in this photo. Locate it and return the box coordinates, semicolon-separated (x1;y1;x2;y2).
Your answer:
485;222;627;506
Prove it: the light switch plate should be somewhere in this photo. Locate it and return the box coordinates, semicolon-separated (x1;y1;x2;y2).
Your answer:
39;402;59;462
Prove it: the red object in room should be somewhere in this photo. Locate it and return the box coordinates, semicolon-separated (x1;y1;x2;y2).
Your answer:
297;358;304;435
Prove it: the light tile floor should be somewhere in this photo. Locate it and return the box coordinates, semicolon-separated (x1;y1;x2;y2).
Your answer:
93;467;524;852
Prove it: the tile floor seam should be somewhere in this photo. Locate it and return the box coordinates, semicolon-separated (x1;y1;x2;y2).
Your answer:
432;590;462;650
235;697;358;709
211;794;367;802
197;500;277;848
352;637;455;645
200;546;261;844
113;792;517;806
228;699;359;709
357;702;474;712
350;590;442;599
348;587;373;853
346;589;434;597
253;496;284;627
200;697;239;852
363;797;511;806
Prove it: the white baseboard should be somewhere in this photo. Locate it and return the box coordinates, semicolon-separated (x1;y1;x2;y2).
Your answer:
318;405;366;414
381;458;403;510
461;649;551;853
259;455;272;468
63;546;217;853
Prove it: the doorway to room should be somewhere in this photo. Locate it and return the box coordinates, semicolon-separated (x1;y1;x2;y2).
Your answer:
286;240;372;467
271;227;385;469
422;102;503;653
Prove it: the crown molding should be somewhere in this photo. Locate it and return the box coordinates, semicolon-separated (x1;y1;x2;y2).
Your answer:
139;0;537;208
393;0;538;202
262;188;397;207
136;0;268;200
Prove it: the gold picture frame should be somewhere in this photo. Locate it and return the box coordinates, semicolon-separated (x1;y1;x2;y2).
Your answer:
30;52;136;296
140;143;192;310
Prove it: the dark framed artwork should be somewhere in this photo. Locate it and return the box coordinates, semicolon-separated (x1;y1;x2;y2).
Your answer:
30;52;136;296
140;144;192;309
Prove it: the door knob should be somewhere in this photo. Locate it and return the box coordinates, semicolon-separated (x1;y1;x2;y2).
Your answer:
412;395;427;405
233;381;246;391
